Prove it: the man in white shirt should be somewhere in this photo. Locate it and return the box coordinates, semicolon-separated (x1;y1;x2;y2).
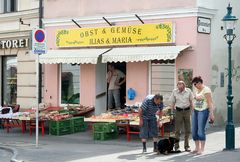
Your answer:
106;64;126;110
169;81;194;152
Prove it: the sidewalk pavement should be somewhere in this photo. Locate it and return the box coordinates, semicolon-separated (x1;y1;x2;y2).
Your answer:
0;147;12;162
0;125;240;162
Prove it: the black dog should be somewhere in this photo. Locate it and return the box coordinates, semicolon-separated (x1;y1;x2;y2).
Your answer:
157;137;180;155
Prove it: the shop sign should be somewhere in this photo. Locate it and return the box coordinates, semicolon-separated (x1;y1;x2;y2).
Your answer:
0;39;29;49
197;17;211;34
32;29;47;54
56;22;174;47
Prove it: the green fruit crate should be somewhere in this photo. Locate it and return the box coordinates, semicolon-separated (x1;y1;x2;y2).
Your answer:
58;109;69;114
49;118;72;129
93;131;118;140
93;122;117;133
69;110;79;115
49;126;73;136
73;123;87;133
71;116;84;126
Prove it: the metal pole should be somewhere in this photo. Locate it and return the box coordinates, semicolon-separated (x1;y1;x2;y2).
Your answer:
38;0;43;104
39;0;43;28
36;54;39;148
35;0;43;148
225;38;235;150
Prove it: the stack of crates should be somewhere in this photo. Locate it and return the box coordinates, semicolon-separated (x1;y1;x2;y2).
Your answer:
49;118;73;136
49;116;87;136
93;122;118;140
71;116;87;133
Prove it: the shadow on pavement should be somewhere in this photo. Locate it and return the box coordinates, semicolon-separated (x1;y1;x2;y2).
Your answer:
118;149;240;162
0;124;239;162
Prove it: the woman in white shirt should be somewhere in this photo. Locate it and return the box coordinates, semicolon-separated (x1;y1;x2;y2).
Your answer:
191;76;215;155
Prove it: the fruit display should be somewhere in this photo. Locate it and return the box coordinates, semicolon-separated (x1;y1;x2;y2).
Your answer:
90;106;138;120
45;111;73;121
7;105;94;121
67;105;94;116
87;106;171;124
44;105;94;121
90;112;139;120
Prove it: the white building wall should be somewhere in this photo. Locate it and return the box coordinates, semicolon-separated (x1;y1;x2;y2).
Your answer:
0;0;39;109
198;0;240;125
197;0;215;8
18;0;39;10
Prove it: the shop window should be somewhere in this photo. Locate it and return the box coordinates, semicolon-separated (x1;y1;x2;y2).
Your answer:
0;0;17;13
150;60;175;104
61;64;80;105
2;56;17;105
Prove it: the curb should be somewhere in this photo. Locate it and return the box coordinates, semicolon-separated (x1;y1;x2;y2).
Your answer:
0;146;24;162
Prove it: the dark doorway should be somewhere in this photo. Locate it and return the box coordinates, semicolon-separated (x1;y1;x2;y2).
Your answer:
107;62;126;110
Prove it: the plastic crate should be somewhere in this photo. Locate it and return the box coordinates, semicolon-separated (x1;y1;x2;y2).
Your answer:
69;110;78;115
93;123;117;133
58;110;69;114
49;126;73;136
73;123;87;133
71;116;84;126
93;131;118;140
49;119;72;129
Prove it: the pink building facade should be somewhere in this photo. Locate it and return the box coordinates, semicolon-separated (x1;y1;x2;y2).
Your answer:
42;0;216;114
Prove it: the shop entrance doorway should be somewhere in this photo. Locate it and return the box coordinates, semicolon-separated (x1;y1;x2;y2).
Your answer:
106;62;126;110
95;60;107;115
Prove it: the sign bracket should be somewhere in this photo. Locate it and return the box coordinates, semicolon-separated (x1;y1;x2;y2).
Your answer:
102;17;113;26
72;19;82;28
135;14;145;24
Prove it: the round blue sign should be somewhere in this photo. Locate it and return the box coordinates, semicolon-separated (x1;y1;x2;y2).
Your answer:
34;30;45;43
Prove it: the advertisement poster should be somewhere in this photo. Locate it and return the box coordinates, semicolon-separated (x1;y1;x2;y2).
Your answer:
178;69;193;89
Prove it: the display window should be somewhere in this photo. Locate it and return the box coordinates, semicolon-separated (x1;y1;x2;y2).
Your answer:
2;56;17;105
60;64;80;105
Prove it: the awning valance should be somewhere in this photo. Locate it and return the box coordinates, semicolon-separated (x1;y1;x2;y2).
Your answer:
39;48;110;64
101;45;190;63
